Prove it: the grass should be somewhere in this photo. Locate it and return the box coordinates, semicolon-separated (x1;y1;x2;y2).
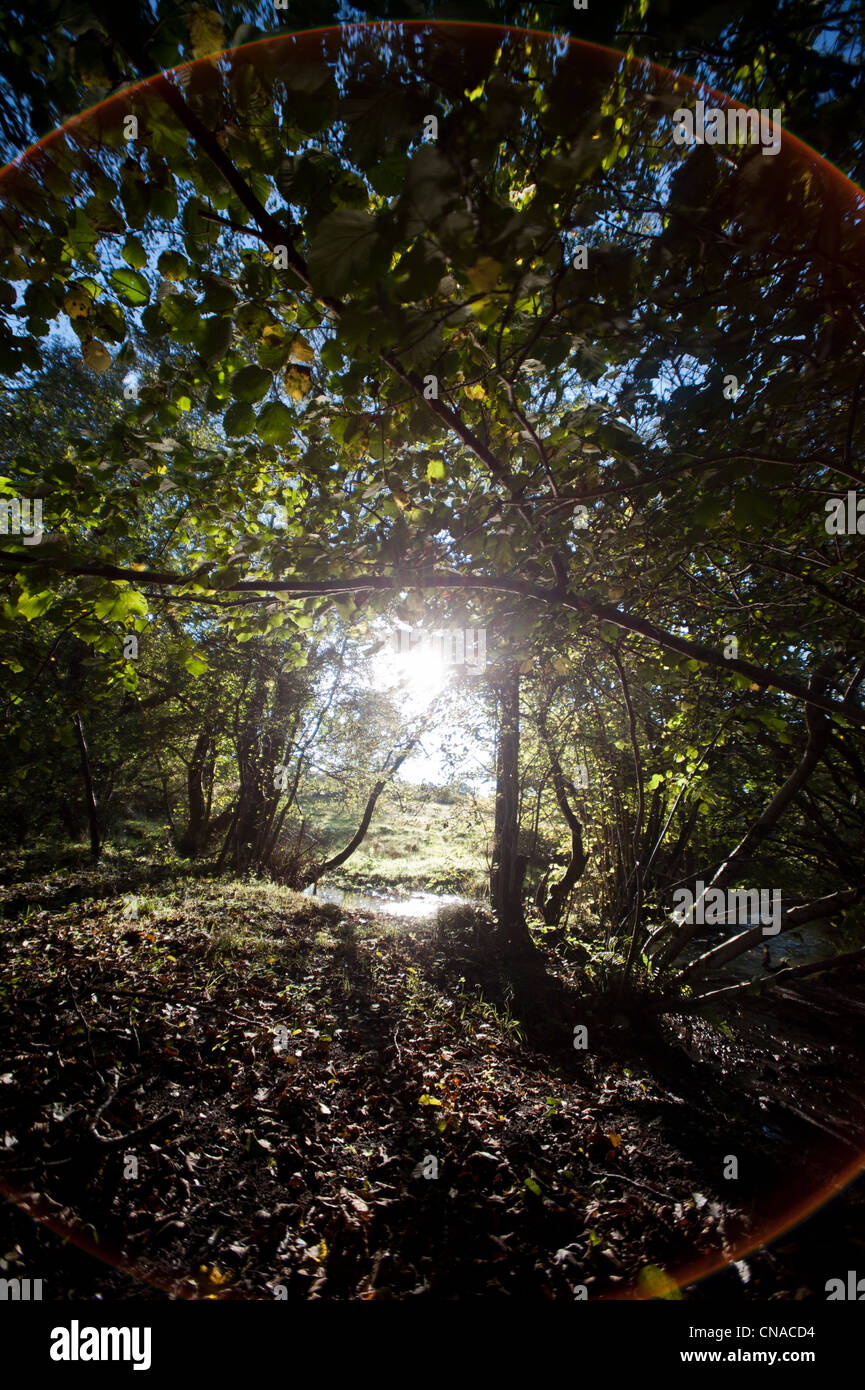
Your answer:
0;785;491;905
300;783;492;896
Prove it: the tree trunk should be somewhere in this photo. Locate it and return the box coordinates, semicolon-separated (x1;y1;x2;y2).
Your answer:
178;731;211;857
73;712;100;861
310;779;388;881
227;670;299;872
490;664;533;950
537;711;587;927
302;746;415;886
57;797;82;840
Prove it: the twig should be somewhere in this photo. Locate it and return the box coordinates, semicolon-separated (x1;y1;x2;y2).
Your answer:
584;1163;675;1203
64;970;101;1078
89;1107;182;1149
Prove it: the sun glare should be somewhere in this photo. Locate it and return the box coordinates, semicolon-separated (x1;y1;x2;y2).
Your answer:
369;634;451;709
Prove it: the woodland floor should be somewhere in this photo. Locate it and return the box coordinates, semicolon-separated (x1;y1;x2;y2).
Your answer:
1;870;865;1301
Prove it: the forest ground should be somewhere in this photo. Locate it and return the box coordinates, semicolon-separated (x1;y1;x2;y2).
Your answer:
2;844;865;1301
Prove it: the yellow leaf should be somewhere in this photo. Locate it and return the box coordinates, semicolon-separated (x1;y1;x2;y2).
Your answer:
80;61;110;89
608;1132;622;1148
465;256;502;294
188;9;225;60
508;183;536;210
470;296;500;325
64;283;95;319
290;334;315;363
82;339;111;374
637;1264;682;1300
418;1094;442;1106
284;366;312;401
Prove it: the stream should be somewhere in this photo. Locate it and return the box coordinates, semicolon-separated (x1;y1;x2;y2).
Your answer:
303;884;842;974
687;921;841;983
303;882;473;920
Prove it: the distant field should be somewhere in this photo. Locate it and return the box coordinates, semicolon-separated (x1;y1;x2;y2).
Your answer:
0;786;494;902
298;783;493;897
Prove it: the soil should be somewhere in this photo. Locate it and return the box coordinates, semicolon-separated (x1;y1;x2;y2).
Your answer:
1;879;864;1301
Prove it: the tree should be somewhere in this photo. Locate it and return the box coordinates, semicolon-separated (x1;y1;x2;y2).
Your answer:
1;22;864;972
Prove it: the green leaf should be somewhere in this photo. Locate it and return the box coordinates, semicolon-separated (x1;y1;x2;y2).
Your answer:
732;490;775;528
691;497;725;527
230;364;272;403
223;400;254;436
418;1094;442;1106
200;276;237;315
199;316;233;365
109;267;150;306
93;584;148;622
93;587;148;622
307;210;386;298
123;589;149;618
160;294;199;334
257;401;294;445
17;591;53;621
183;655;209;677
157;249;189;281
121;237;148;270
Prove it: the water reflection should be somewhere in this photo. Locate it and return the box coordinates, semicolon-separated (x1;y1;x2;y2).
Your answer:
303;881;472;919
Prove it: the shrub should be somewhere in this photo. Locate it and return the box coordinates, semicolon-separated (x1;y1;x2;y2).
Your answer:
434;901;495;950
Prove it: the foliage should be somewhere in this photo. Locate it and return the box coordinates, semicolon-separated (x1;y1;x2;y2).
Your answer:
0;17;864;995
